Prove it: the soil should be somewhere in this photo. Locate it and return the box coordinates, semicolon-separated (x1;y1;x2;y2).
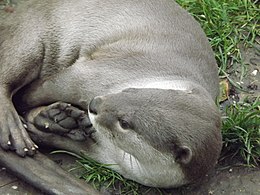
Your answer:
0;1;259;195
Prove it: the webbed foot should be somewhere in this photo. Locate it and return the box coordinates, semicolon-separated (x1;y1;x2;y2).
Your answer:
25;102;94;141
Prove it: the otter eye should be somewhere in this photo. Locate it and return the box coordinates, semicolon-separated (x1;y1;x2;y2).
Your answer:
119;119;131;129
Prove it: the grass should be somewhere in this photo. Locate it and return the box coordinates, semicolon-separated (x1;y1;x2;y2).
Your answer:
176;0;260;75
51;150;144;195
221;97;260;165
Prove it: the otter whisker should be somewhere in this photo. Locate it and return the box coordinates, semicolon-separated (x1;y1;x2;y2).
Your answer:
122;151;126;161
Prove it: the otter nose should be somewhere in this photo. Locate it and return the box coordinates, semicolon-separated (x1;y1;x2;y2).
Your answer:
89;97;103;115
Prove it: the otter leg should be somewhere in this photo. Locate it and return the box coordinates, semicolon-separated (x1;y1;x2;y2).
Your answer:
0;21;43;156
25;102;94;141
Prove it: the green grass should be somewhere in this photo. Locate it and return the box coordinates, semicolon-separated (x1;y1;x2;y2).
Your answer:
52;150;142;194
52;150;167;194
176;0;259;74
221;97;260;165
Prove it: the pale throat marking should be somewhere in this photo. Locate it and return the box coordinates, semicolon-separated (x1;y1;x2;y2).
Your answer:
109;78;195;93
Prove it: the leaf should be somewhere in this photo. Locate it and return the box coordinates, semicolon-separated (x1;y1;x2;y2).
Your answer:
219;78;230;102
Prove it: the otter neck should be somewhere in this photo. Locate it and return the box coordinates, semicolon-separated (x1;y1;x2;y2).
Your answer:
109;78;211;96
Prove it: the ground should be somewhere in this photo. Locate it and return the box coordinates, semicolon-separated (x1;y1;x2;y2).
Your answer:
0;0;259;194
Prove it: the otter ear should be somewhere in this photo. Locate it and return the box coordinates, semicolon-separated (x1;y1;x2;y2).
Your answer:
175;146;192;164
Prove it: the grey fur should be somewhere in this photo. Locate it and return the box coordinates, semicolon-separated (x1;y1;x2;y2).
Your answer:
0;0;222;191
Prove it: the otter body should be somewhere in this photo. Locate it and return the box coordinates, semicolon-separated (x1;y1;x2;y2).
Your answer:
0;0;221;190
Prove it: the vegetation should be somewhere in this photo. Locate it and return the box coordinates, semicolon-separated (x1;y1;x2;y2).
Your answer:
221;98;260;165
52;150;142;194
176;0;259;74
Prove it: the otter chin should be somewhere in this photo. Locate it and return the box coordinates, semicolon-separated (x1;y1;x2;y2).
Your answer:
85;87;221;188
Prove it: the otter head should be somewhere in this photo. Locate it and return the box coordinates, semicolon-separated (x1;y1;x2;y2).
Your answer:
88;88;222;188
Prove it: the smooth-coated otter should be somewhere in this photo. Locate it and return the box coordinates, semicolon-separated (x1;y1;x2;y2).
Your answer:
0;0;222;191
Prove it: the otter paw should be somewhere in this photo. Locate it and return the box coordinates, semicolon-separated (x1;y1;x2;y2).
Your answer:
0;100;37;157
28;102;94;141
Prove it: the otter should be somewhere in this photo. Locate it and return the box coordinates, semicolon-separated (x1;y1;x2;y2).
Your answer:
0;0;222;192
